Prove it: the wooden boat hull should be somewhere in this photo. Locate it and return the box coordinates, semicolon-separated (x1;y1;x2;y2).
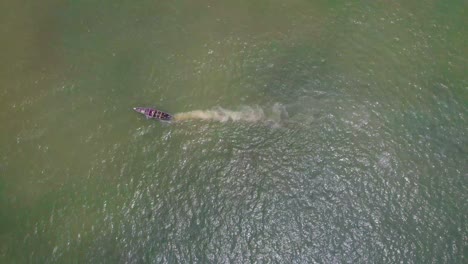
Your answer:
133;107;173;121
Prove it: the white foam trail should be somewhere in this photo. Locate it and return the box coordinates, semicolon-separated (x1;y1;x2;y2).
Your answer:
174;106;269;123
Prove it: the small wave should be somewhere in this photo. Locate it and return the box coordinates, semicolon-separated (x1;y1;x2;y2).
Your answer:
173;104;287;124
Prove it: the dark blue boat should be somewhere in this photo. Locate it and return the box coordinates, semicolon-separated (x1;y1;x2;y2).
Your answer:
133;107;173;121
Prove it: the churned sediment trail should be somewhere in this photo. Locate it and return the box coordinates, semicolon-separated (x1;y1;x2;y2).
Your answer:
173;104;288;123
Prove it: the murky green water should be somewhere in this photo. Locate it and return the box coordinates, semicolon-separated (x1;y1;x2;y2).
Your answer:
1;0;467;263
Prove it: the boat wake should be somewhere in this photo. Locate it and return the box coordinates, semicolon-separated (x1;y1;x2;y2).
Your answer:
173;104;288;124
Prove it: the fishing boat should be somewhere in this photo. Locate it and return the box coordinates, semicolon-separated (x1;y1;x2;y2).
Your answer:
133;107;173;121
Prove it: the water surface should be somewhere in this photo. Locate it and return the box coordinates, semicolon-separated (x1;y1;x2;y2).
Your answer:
0;0;466;263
